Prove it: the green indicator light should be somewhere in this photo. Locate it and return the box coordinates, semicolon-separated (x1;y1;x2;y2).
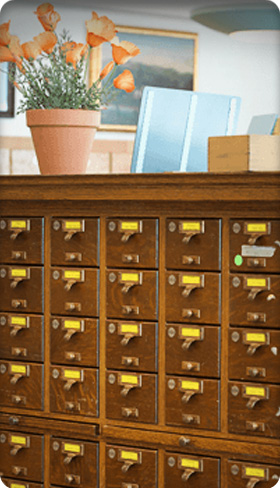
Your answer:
234;254;243;266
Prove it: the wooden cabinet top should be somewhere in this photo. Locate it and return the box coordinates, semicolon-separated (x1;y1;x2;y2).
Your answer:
0;173;279;203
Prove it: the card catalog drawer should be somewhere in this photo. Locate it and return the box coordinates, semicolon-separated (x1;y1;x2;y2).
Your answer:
50;436;98;488
50;316;98;367
166;271;220;324
0;314;43;363
51;268;98;317
166;324;220;377
228;381;280;438
166;219;221;271
106;218;158;268
0;431;43;482
50;365;98;417
229;328;280;383
230;274;279;328
2;479;43;488
0;266;43;314
0;361;43;410
51;217;99;267
165;452;220;488
106;370;157;424
106;270;158;321
106;320;157;372
0;217;43;265
230;220;280;273
106;444;157;488
166;376;219;431
227;460;280;488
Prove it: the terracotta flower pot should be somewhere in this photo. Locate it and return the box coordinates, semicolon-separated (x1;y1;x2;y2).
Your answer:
26;109;100;175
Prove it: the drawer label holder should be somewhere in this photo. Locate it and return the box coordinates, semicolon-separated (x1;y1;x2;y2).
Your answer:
118;372;142;397
118;322;142;346
243;331;269;356
62;219;85;241
62;368;84;391
179;325;204;350
9;363;30;384
9;433;30;455
119;272;142;294
8;219;30;239
62;441;84;463
244;276;270;301
118;220;143;243
244;222;271;245
179;273;204;297
179;379;203;403
118;448;142;473
179;220;205;244
242;465;268;482
178;456;203;481
243;384;269;409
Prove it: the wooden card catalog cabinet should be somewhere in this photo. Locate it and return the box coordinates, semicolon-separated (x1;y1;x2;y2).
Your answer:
0;173;279;487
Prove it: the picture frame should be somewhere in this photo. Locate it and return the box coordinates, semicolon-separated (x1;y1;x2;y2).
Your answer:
0;63;15;118
89;26;198;132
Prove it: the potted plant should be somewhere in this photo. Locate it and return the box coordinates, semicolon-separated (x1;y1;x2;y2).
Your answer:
0;3;140;174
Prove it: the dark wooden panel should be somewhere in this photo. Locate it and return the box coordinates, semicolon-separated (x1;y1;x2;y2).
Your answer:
0;217;43;265
0;361;43;411
165;452;220;487
0;313;43;363
227;460;280;488
0;266;43;314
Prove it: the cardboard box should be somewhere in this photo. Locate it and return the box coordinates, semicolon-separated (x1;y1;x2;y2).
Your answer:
208;135;280;172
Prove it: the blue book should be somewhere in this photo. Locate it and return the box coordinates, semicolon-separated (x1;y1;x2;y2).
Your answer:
131;87;241;173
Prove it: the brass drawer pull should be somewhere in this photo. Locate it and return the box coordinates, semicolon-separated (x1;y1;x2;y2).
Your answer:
65;351;81;362
10;373;24;385
121;356;139;367
121;460;136;473
246;367;266;378
63;379;78;391
65;401;80;412
246;421;265;432
182;414;200;425
65;302;81;312
64;279;78;292
247;312;266;323
182;255;200;265
65;252;82;262
121;231;136;243
122;254;140;264
12;347;27;357
122;483;139;488
246;478;262;488
121;407;139;418
10;229;23;240
11;299;27;309
182;308;200;319
10;444;24;456
12;466;27;476
65;473;80;484
182;469;196;481
122;305;139;315
120;385;135;397
12;395;26;405
12;251;27;261
182;361;200;372
182;391;197;404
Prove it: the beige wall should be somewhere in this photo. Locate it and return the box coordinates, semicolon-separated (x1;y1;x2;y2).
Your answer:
0;137;134;175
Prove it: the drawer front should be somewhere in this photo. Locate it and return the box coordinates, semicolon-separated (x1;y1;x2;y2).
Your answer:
0;362;43;410
0;313;43;363
0;217;43;265
106;320;157;372
106;370;157;424
166;219;221;271
228;381;280;438
106;270;158;321
230;274;279;328
51;268;98;317
166;376;219;431
51;217;99;267
166;271;220;324
50;436;98;488
229;328;280;383
230;219;280;273
50;365;98;416
166;324;220;377
106;218;158;269
50;316;98;367
0;266;43;314
165;452;220;487
2;479;43;488
227;460;280;488
106;444;157;488
0;430;43;482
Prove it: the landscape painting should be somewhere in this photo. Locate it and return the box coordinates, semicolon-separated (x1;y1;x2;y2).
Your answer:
97;27;198;131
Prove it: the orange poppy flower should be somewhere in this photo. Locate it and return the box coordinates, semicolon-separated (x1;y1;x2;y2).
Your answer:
0;45;14;63
99;60;114;80
113;69;135;93
34;3;61;31
34;31;57;54
22;40;42;60
0;21;11;47
85;11;116;48
111;38;140;65
61;41;88;69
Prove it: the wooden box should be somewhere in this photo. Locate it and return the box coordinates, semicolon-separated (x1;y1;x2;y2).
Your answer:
208;135;280;172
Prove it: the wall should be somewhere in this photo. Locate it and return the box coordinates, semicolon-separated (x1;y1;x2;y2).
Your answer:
0;0;279;174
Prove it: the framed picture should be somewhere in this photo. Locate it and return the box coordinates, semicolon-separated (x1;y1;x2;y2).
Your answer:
0;63;15;118
89;26;198;131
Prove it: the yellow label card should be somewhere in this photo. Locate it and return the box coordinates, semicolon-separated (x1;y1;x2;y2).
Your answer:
120;450;139;462
121;374;139;385
11;435;26;446
182;222;201;231
65;221;81;230
181;328;201;338
11;364;26;374
11;316;26;326
64;370;81;380
181;458;200;469
121;222;139;231
245;386;265;397
182;275;201;285
245;467;265;478
64;270;81;280
64;320;81;330
64;443;81;454
181;380;200;391
120;324;139;334
11;483;26;488
121;273;139;282
246;333;266;343
246;278;267;288
247;223;267;233
10;220;27;229
11;269;27;278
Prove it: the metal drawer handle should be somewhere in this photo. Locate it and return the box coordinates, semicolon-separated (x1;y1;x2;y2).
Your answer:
10;444;24;456
10;277;24;289
121;460;135;473
64;230;78;241
10;373;24;385
120;334;135;346
64;452;78;465
10;229;23;240
182;391;197;404
63;329;78;342
182;337;197;350
10;325;24;337
121;283;136;294
121;407;139;418
64;279;78;291
121;231;135;243
63;379;78;391
12;466;27;476
182;469;196;482
65;473;80;484
247;343;262;356
182;231;198;244
121;385;135;397
246;478;262;488
248;288;263;301
246;397;262;409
